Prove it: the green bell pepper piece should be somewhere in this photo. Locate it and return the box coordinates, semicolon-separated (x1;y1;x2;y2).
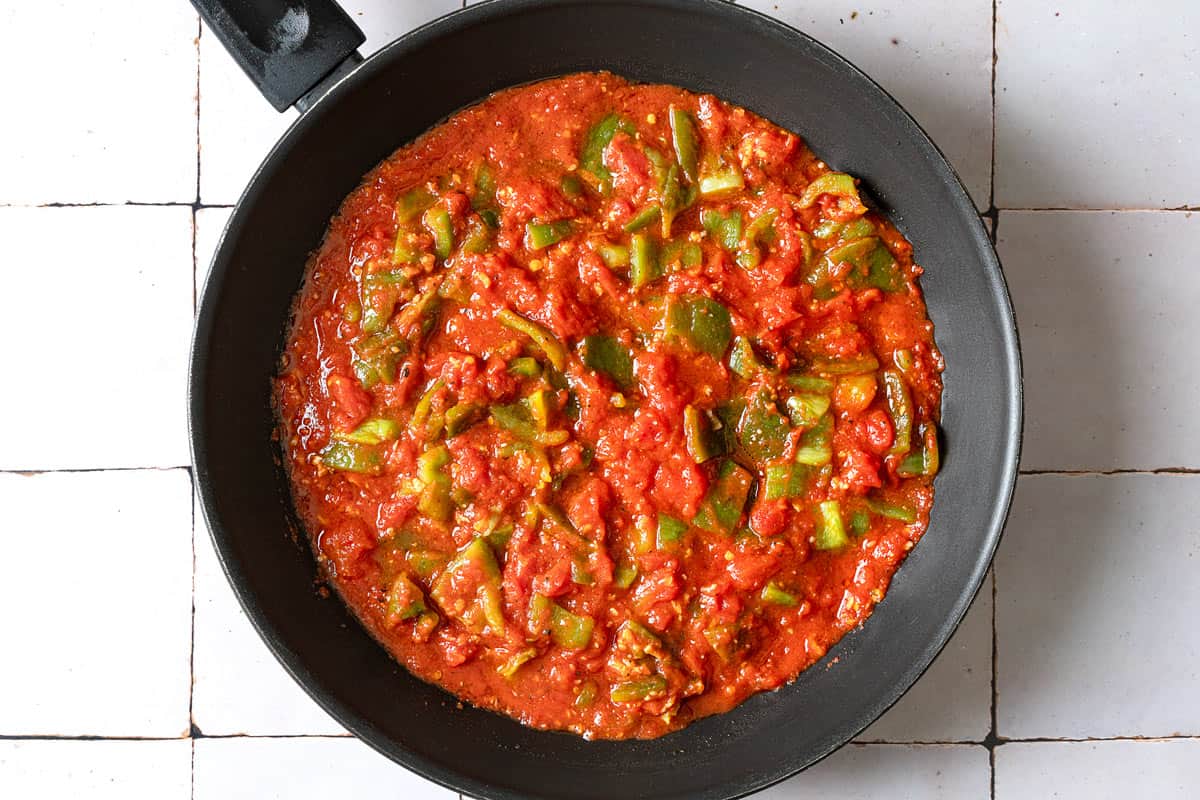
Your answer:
761;581;800;607
396;186;437;223
866;496;919;523
525;219;574;250
422;205;454;259
507;356;542;378
666;295;733;359
794;413;833;466
610;675;668;703
694;460;753;534
335;418;401;445
497;309;567;371
684;405;724;463
386;574;427;622
701;208;742;252
736;389;790;463
785;393;832;429
624;205;661;233
798;172;864;215
598;242;630;268
580;334;634;388
580;113;635;182
318;440;382;475
668;105;700;183
813;499;849;550
431;537;505;636
882;369;913;457
630;232;661;287
656;512;689;549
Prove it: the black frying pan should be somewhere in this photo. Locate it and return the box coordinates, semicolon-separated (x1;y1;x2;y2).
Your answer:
188;1;1022;798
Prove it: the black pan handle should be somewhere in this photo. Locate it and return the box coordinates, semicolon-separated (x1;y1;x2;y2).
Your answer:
192;0;365;112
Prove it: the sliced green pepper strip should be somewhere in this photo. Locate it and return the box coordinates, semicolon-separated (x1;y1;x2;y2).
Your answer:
630;232;661;287
444;403;484;437
497;309;567;371
668;105;700;183
761;581;800;607
698;167;744;198
850;508;872;535
598;242;630;268
658;164;685;238
694;460;753;534
659;240;703;270
525;219;574;250
580;334;634;389
335;418;401;445
798;172;866;216
386;574;427;622
882;369;913;457
813;499;849;550
431;537;505;636
656;512;689;549
684;405;724;463
866;496;919;523
409;379;445;441
809;353;881;375
422;206;454;259
736;389;790;463
580;113;635;182
701;208;742;252
460;217;491;254
728;336;770;379
497;647;538;679
840;217;876;240
784;373;835;393
613;562;638;590
561;173;584;198
417;444;453;522
624;204;661;233
611;675;669;703
794;413;833;466
666;295;733;359
549;602;594;649
396;186;437;223
763;462;813;500
785;393;831;429
318;440;382;475
472;163;496;210
898;422;940;477
507;356;542;378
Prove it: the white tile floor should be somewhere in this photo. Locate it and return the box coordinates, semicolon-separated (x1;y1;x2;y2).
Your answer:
1;1;1196;798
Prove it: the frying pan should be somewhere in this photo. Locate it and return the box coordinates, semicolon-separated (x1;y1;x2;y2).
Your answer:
188;1;1022;798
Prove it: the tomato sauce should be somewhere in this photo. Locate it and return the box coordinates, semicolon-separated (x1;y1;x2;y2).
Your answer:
275;73;943;740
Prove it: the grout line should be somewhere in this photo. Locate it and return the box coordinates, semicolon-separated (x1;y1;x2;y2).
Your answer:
191;738;197;800
0;466;190;475
988;566;1000;798
996;206;1200;212
1019;467;1200;476
187;465;199;780
989;0;998;218
195;14;202;211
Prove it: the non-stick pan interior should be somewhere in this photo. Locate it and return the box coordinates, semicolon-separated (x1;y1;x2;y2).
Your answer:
190;2;1020;798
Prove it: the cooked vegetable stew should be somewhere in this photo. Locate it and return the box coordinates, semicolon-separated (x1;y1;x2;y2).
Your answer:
275;73;943;740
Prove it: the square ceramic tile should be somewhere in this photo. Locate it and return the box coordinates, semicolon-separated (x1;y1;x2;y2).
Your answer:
0;471;192;737
753;743;989;799
996;474;1200;739
0;739;191;800
998;211;1200;471
858;572;993;743
996;740;1200;800
995;0;1200;208
741;0;994;209
192;493;345;736
198;1;460;205
0;207;194;470
0;1;197;204
195;206;233;289
193;737;457;800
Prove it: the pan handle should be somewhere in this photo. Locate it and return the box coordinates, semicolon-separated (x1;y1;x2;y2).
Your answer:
192;0;365;112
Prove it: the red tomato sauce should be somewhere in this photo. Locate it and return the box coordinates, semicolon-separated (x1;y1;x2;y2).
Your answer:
275;73;943;740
